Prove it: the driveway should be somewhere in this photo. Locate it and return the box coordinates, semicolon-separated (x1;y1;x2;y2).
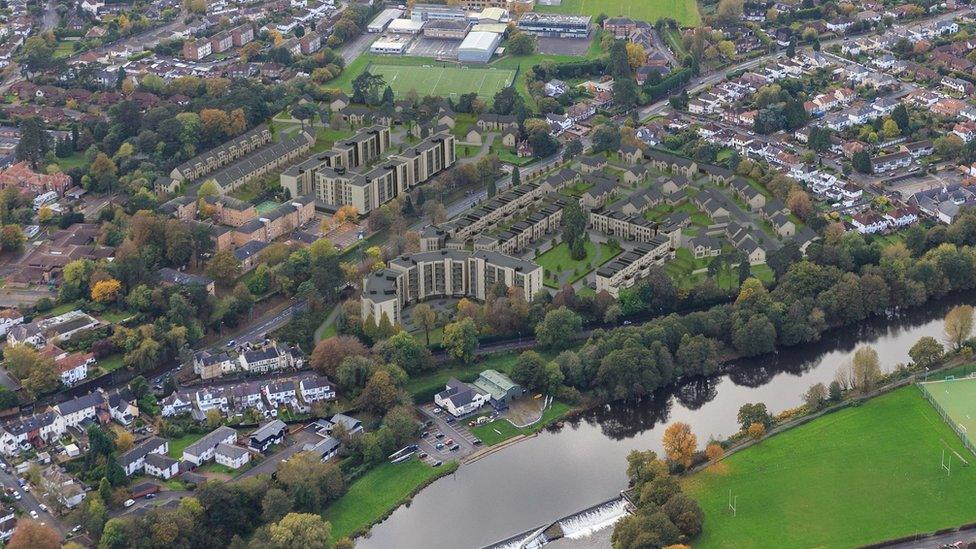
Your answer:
233;429;321;481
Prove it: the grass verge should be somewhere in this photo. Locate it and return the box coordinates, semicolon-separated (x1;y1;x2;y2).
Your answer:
470;400;571;446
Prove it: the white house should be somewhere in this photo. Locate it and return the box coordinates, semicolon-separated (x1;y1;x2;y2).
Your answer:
53;392;104;429
299;376;335;404
851;211;888;234
0;412;65;456
144;453;180;479
434;379;489;417
884;207;919;228
56;352;93;386
183;426;238;466
215;443;251;469
118;437;168;476
263;380;298;408
195;387;229;414
161;392;194;417
0;310;23;337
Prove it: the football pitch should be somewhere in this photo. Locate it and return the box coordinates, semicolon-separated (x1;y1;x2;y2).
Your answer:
535;0;700;26
920;375;976;452
369;64;515;99
684;387;976;548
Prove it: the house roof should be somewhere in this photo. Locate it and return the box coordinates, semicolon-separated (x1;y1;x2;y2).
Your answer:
118;437;167;468
250;420;286;443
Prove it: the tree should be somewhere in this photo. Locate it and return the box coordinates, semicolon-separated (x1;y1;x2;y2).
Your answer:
661;422;697;468
374;331;430;374
262;488;293;524
265;513;332;549
88;153;118;192
747;422;766;441
803;382;828;411
14;117;50;167
737;403;772;431
852;150;872;174
511;350;547;391
561;200;588;261
351;70;385;105
607;39;631;78
882;119;900;139
0;225;25;251
412;303;438;345
358;370;401;414
206;250;243;287
705;443;724;462
717;0;744;22
8;520;59;549
944;304;974;351
507;30;536;55
91;278;123;303
909;336;944;370
850;346;881;392
565;139;583;157
442;318;478;363
935;134;965;160
511;166;521;187
535;307;582;350
891;104;910;134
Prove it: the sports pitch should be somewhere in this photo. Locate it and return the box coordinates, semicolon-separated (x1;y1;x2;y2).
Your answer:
684;387;976;548
535;0;700;26
368;64;516;99
920;375;976;451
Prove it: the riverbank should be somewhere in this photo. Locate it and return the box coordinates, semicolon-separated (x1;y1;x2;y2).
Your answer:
684;384;976;548
322;459;459;543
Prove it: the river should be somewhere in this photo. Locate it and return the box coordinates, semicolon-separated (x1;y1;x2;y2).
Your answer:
358;291;976;549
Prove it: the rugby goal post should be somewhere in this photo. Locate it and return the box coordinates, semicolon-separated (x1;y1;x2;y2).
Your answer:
943;449;952;476
728;490;738;517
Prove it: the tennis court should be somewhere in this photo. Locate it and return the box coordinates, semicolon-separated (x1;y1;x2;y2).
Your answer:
369;63;515;99
256;200;281;215
919;374;976;454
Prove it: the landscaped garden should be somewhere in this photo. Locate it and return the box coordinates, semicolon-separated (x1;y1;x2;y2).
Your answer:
535;240;622;289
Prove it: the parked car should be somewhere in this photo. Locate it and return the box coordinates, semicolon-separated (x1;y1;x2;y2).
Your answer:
29;510;37;519
418;452;428;459
435;442;445;450
444;438;454;446
124;499;135;508
432;460;443;467
449;444;460;451
12;491;20;500
145;493;156;499
434;432;445;439
38;503;48;512
226;340;236;347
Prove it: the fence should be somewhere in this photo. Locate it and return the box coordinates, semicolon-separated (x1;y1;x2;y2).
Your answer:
917;381;976;457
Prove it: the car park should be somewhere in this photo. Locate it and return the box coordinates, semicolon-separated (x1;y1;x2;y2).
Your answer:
435;442;444;450
434;432;444;439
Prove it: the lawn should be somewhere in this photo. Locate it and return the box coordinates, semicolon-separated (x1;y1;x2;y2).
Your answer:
684;387;976;548
98;354;125;374
55;152;88;171
369;62;516;99
536;241;621;288
198;462;240;475
322;459;458;542
535;0;700;26
167;433;206;459
470;400;571;446
405;352;527;402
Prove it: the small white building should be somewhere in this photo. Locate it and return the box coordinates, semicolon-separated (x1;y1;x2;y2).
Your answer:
183;426;238;466
215;443;251;469
434;379;490;417
299;375;335;404
144;453;180;479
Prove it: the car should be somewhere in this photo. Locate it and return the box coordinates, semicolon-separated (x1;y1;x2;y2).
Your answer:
38;503;48;511
435;442;445;450
421;430;429;437
145;493;156;499
226;339;236;347
17;479;24;486
424;420;434;427
434;432;445;439
12;491;20;500
623;320;632;325
71;525;82;533
124;499;136;508
444;438;454;446
22;485;29;492
29;510;37;519
449;444;460;451
418;452;428;459
473;438;483;446
432;407;442;414
432;460;443;467
445;417;456;424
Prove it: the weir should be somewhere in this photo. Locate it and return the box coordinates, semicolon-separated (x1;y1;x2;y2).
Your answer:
482;496;631;549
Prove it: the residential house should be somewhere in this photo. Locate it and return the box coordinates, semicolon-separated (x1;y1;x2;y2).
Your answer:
434;378;490;417
118;437;168;476
248;419;287;453
183;426;238;466
215;443;251;469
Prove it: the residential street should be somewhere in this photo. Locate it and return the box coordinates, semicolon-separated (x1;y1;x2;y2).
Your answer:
0;459;68;537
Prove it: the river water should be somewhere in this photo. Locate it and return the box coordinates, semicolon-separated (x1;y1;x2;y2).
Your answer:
358;291;976;549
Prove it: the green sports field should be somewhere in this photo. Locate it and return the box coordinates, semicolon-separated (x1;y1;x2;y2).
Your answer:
920;375;976;451
369;63;516;99
536;0;700;26
684;387;976;548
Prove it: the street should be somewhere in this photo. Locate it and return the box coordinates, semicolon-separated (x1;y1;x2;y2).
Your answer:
0;459;68;537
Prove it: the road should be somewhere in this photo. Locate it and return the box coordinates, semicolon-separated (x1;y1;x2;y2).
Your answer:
339;31;375;65
40;0;58;32
884;530;976;549
212;300;308;350
0;459;68;537
111;489;191;518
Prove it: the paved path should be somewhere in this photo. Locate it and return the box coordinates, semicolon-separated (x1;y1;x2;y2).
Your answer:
458;134;495;166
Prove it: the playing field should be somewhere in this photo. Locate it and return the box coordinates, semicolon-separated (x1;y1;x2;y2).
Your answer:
369;63;516;99
920;375;976;452
683;387;976;548
536;0;700;26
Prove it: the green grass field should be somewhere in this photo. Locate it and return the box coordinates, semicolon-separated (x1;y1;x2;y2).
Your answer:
536;241;621;288
536;0;700;26
684;387;976;548
369;63;515;99
470;400;571;446
167;433;206;459
322;459;458;542
405;352;530;402
920;376;976;450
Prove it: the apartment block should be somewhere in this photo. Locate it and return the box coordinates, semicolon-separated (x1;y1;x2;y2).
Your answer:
595;235;674;297
362;249;542;326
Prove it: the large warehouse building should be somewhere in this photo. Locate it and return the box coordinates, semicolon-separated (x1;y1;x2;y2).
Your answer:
457;31;502;63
